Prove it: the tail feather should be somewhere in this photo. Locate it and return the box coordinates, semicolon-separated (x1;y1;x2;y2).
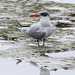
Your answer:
16;20;22;32
16;20;27;34
16;20;30;35
16;20;22;28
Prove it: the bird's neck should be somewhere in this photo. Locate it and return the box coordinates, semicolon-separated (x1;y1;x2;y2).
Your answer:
40;17;51;27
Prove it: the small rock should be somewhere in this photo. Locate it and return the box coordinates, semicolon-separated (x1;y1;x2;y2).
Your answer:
56;21;72;27
63;66;69;70
7;17;11;19
55;49;61;52
16;59;22;64
68;13;75;17
53;68;57;71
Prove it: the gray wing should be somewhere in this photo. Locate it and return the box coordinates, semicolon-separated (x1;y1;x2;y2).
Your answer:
16;20;46;39
28;25;46;39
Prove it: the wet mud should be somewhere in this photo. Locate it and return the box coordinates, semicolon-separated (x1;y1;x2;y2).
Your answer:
0;0;75;74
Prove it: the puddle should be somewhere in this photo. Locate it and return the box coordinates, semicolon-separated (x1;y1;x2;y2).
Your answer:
0;40;15;51
45;50;75;58
51;70;75;75
0;40;15;43
50;0;75;4
0;58;75;75
0;46;12;51
0;58;40;75
0;26;8;29
61;27;75;30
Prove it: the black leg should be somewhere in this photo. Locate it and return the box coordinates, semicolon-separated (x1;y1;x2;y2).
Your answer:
37;39;40;46
43;38;45;46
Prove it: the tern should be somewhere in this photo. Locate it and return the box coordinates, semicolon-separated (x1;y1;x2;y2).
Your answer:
16;11;53;46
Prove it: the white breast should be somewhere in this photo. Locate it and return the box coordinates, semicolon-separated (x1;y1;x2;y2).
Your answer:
40;17;53;37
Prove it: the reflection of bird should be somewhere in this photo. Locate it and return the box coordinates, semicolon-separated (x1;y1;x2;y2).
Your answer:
16;11;53;46
40;67;50;75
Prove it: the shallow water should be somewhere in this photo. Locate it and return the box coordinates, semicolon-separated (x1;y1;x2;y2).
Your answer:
0;46;12;51
0;58;40;75
0;58;75;75
50;0;75;4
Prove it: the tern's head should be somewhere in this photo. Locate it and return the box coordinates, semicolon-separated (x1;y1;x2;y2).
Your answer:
38;11;50;17
30;11;50;18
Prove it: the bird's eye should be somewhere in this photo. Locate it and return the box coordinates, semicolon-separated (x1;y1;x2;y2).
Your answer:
40;12;48;16
40;13;44;15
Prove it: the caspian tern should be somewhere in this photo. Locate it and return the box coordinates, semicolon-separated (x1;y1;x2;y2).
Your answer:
16;11;53;46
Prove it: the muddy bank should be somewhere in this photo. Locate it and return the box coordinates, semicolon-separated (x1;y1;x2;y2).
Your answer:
0;0;75;74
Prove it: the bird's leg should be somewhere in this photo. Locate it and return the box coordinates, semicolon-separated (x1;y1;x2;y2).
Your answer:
43;38;45;46
37;39;40;46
